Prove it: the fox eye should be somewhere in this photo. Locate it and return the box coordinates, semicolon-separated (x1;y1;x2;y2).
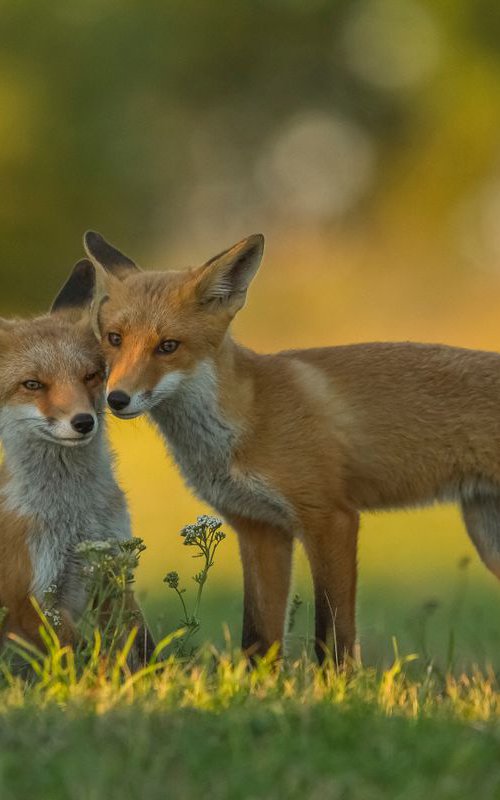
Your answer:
84;371;100;383
158;340;180;354
22;380;44;391
108;332;122;347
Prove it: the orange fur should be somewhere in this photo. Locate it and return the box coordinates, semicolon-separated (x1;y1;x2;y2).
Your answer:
226;513;294;657
0;474;39;646
0;314;104;412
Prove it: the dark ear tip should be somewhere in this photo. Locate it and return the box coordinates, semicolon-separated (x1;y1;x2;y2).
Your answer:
82;230;138;272
83;230;102;249
73;257;95;276
246;233;265;255
51;258;96;313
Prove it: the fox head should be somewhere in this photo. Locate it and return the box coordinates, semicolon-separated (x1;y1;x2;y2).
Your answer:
0;260;106;448
82;231;264;418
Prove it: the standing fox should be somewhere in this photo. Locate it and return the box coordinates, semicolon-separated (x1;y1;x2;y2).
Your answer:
79;230;500;665
0;261;152;658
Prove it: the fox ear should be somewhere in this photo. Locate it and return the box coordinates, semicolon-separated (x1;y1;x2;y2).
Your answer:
196;234;264;313
51;259;96;314
83;231;139;278
51;258;111;339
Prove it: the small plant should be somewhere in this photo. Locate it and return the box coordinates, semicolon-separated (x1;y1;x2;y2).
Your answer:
4;533;190;695
6;536;150;683
164;515;226;655
5;517;226;682
75;536;146;660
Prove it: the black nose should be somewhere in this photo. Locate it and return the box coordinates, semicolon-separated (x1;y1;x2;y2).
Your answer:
107;390;131;411
71;413;95;435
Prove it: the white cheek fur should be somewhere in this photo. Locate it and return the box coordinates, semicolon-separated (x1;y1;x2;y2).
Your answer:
0;404;44;444
153;371;185;399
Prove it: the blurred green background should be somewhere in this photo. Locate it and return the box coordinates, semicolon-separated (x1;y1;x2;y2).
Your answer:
2;0;500;667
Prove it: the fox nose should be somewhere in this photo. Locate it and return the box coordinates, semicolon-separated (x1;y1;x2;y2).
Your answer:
107;390;131;411
70;413;95;435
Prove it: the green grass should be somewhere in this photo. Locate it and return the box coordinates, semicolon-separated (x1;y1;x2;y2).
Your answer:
2;698;500;800
1;648;500;800
2;604;500;800
143;572;500;671
3;522;500;800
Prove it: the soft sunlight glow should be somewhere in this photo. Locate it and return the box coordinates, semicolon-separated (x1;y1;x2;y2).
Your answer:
257;111;376;222
341;0;440;91
452;178;500;270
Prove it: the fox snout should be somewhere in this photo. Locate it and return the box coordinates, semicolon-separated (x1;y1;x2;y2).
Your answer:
28;379;101;446
38;404;98;446
106;387;148;419
106;370;185;419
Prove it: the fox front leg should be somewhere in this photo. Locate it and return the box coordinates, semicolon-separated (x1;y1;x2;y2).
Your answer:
227;514;294;660
302;507;359;667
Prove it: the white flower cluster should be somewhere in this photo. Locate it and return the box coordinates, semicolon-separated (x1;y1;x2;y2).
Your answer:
196;514;223;530
45;606;62;629
180;515;225;545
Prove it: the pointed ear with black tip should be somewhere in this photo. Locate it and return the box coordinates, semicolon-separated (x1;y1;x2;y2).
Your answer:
51;259;96;314
51;258;111;338
83;231;139;278
196;234;264;314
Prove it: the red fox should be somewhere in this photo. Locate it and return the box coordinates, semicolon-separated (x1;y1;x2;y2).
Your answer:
80;230;500;664
0;261;153;660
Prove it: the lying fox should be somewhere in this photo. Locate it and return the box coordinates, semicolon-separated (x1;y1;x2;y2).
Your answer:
0;260;153;659
80;230;500;664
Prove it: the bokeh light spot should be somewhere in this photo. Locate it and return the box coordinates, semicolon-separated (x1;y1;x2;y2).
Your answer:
257;111;376;222
341;0;441;91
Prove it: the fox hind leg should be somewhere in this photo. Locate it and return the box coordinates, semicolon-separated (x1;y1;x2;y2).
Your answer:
461;492;500;579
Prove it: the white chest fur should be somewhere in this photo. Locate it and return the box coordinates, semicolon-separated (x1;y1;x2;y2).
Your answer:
1;430;130;613
150;361;296;531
